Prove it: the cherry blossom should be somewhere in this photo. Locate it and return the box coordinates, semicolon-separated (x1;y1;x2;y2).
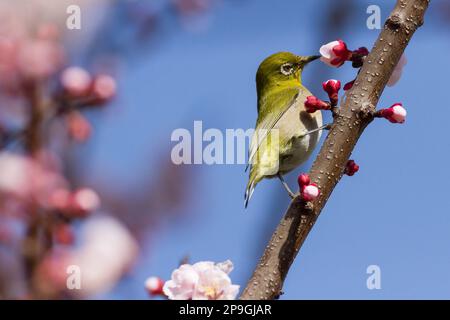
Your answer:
61;67;92;97
163;260;239;300
387;54;407;87
378;103;407;124
319;40;352;67
297;173;320;202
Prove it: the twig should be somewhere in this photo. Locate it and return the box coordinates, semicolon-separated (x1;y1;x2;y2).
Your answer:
240;0;430;300
21;81;54;298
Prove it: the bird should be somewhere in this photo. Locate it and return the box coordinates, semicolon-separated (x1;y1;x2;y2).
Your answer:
244;52;325;208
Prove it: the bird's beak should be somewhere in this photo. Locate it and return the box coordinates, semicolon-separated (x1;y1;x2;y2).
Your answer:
304;55;321;64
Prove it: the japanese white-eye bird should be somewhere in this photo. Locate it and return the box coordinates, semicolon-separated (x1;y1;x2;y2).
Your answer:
244;52;324;208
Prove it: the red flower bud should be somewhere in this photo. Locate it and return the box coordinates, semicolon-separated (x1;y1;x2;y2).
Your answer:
319;40;352;67
322;79;341;105
145;277;165;296
304;96;330;113
352;47;369;57
345;160;359;176
378;103;407;124
298;173;311;188
343;79;355;91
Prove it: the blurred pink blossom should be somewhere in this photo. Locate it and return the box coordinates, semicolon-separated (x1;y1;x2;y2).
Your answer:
66;111;92;142
72;188;101;215
69;215;138;297
17;39;64;79
92;74;117;101
61;67;92;96
387;54;407;87
0;152;67;208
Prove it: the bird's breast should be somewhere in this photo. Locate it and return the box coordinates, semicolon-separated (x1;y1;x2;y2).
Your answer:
277;100;323;174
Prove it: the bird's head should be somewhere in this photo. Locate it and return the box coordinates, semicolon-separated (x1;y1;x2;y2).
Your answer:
256;52;319;94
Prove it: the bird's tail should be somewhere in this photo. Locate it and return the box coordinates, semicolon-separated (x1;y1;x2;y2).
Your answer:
244;170;262;208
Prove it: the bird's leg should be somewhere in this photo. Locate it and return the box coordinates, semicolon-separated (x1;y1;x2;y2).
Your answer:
277;173;296;199
299;123;332;138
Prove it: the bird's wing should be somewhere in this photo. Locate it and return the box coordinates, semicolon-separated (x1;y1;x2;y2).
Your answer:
247;86;304;170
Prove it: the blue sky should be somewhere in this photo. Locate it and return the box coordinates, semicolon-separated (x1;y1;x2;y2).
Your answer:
83;0;450;299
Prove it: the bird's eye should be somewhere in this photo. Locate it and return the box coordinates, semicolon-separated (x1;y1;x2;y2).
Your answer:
280;63;294;75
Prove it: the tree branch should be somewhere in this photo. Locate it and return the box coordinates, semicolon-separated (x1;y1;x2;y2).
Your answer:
240;0;430;300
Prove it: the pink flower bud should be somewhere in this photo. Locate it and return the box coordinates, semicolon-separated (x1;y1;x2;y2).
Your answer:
378;103;407;124
17;40;64;79
345;160;359;176
302;184;320;202
297;173;311;188
304;96;330;113
48;188;71;211
61;67;92;97
66;112;91;142
145;276;165;296
322;79;341;105
92;75;117;102
319;40;352;67
71;188;100;217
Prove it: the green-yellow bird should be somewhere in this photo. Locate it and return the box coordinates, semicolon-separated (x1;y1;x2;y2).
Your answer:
244;52;324;208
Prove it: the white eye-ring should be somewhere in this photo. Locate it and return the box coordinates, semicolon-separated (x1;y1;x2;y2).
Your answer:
280;63;294;75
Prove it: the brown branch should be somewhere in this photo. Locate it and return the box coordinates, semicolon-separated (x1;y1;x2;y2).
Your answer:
240;0;430;300
21;81;54;298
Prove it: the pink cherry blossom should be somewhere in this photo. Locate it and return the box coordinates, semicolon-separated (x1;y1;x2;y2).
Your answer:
34;215;138;297
72;188;101;215
387;54;407;87
66;111;92;142
61;67;92;96
319;40;352;67
93;75;117;101
297;173;320;202
302;184;320;201
17;39;64;79
163;264;199;300
70;215;138;297
379;103;407;124
163;260;239;300
0;152;67;207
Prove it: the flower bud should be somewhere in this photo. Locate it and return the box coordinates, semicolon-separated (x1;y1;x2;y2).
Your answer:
71;188;101;217
92;75;117;102
343;79;355;91
145;276;165;296
304;96;330;113
322;79;341;106
61;66;92;97
378;103;407;124
297;173;311;188
319;40;352;67
345;160;359;176
302;184;320;202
